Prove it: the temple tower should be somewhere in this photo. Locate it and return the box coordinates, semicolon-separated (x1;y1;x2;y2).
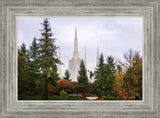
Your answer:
68;27;81;82
84;46;87;69
84;47;94;83
73;27;79;58
96;46;99;66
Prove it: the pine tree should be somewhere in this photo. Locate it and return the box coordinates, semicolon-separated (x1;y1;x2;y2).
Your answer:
37;18;60;100
27;38;40;96
90;71;94;79
105;56;116;96
77;60;88;85
94;54;106;96
94;54;116;97
20;43;27;55
29;37;38;61
28;38;39;79
63;70;71;81
20;43;30;63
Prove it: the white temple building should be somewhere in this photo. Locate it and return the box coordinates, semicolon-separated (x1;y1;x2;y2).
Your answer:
57;27;99;82
68;27;81;82
96;46;99;66
68;27;95;83
57;48;63;79
84;47;94;83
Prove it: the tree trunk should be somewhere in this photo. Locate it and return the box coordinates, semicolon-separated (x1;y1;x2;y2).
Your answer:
44;79;48;100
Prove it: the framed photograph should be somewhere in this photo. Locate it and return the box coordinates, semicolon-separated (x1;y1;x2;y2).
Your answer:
17;17;143;101
0;0;159;118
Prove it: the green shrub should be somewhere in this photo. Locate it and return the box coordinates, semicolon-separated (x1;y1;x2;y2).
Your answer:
103;96;116;100
68;94;82;100
60;90;68;99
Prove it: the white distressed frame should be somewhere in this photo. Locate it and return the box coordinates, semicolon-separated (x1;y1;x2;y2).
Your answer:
0;0;159;118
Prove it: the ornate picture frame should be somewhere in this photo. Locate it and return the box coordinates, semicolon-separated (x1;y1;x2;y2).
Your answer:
0;0;159;117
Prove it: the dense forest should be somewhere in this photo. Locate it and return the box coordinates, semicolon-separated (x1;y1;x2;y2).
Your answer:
18;18;142;100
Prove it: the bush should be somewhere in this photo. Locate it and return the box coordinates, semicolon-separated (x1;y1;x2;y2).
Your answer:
48;84;59;95
57;80;80;94
103;96;116;100
60;90;68;99
68;94;82;100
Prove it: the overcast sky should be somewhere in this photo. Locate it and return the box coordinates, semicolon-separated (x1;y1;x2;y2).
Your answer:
17;17;143;75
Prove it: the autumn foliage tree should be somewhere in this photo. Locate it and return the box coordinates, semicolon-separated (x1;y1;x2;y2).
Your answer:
113;73;128;100
123;50;142;100
18;49;30;96
57;79;70;90
57;80;80;94
18;49;36;98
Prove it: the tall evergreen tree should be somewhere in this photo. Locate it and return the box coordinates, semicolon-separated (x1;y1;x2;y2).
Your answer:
94;54;106;96
105;56;116;96
94;54;116;97
90;71;94;79
37;18;60;100
63;70;71;81
20;43;30;63
29;37;38;61
77;60;88;85
28;38;39;79
20;43;27;55
27;38;40;95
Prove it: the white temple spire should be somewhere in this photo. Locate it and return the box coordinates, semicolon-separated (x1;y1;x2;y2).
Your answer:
68;27;81;82
84;46;87;69
96;46;99;66
73;26;79;58
68;27;94;83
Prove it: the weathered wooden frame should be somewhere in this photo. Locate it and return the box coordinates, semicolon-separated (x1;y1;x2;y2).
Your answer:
0;0;159;118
